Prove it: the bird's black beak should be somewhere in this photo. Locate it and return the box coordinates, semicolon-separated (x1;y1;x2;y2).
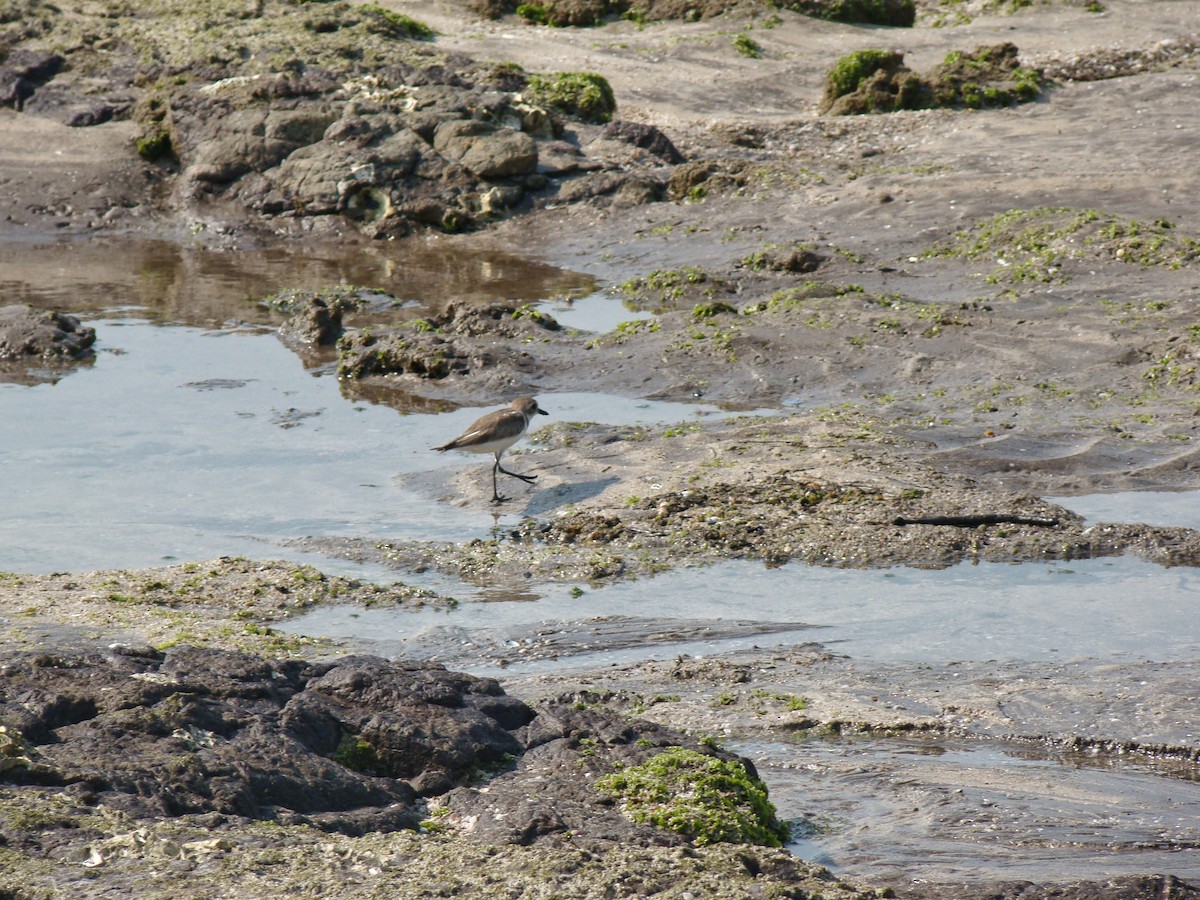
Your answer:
538;407;549;415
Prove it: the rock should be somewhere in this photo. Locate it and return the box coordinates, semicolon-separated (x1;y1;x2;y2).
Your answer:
666;158;752;201
555;171;664;208
0;304;95;361
185;106;341;185
600;120;684;164
925;42;1041;109
761;248;824;273
0;648;535;835
0;49;62;111
267;124;428;216
336;329;485;379
779;0;914;26
64;103;115;127
278;298;344;346
467;0;516;16
427;300;561;337
0;648;786;852
524;0;622;27
821;44;1040;115
442;701;760;848
432;119;538;179
820;49;921;115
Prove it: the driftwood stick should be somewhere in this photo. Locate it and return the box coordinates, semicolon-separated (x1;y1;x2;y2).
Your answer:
892;514;1059;528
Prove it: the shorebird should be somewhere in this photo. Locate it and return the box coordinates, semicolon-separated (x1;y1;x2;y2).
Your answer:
433;397;549;503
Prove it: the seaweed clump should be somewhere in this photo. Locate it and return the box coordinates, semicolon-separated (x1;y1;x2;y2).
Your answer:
596;747;790;847
821;42;1041;115
525;71;616;123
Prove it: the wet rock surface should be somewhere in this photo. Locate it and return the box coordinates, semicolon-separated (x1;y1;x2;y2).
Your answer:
0;304;95;362
0;303;96;384
0;647;524;832
0;645;758;846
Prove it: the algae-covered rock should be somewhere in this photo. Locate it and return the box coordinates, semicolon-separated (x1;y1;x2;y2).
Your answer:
926;42;1042;109
781;0;914;26
441;699;781;850
596;746;790;847
277;297;344;347
525;71;617;124
337;329;482;379
820;49;925;115
821;42;1041;115
335;301;560;378
484;0;913;25
516;0;624;26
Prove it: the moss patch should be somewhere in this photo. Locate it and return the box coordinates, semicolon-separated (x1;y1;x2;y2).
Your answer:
596;746;789;847
821;42;1042;115
525;71;616;123
924;207;1200;283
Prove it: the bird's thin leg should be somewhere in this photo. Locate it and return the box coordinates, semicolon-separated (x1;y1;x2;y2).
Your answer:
490;456;508;504
496;451;538;484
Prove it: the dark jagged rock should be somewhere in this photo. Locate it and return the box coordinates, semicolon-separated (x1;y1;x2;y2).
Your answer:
442;700;758;847
600;120;684;164
0;648;785;853
0;647;534;835
0;49;62;110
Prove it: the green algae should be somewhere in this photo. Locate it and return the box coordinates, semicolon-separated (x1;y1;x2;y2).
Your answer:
822;42;1041;114
924;207;1200;283
618;267;719;310
596;746;790;848
825;49;901;99
333;733;388;776
525;71;616;123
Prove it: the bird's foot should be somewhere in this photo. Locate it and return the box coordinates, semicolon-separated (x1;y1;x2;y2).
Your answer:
491;494;509;504
498;466;537;485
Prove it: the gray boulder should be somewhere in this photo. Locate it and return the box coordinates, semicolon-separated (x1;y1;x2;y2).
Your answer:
433;119;538;179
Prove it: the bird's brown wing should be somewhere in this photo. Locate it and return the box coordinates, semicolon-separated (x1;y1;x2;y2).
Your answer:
433;408;524;451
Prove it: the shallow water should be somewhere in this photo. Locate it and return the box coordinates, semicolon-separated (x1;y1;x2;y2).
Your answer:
281;555;1200;669
0;318;745;573
282;554;1200;884
741;734;1200;883
1051;489;1200;531
0;237;693;573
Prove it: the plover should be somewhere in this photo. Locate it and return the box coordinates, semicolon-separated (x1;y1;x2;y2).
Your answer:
433;397;549;503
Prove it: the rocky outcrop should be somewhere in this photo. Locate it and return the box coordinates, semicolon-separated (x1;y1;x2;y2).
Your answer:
277;297;345;347
820;43;1041;115
0;647;530;834
0;304;95;365
0;49;62;111
0;0;676;237
0;648;772;850
336;302;560;380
